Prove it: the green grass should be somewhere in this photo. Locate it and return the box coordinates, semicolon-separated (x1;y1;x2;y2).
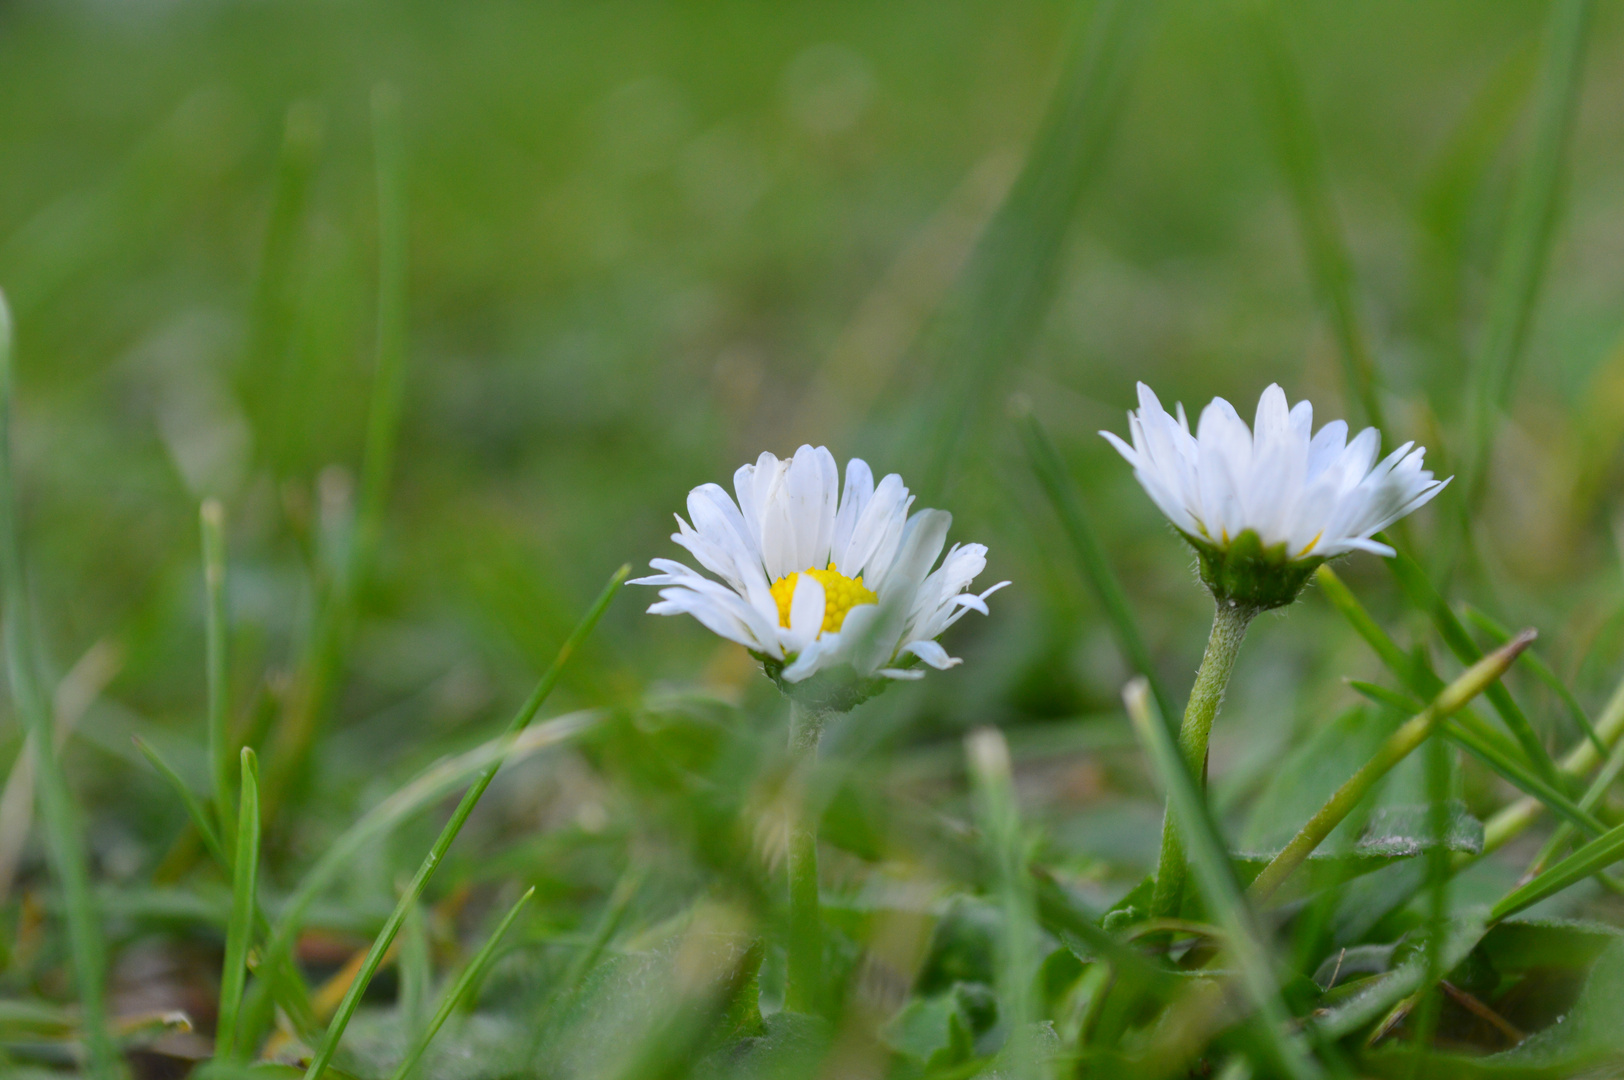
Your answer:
2;1;1624;1078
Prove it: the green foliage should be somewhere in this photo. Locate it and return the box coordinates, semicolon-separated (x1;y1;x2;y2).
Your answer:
1;1;1622;1078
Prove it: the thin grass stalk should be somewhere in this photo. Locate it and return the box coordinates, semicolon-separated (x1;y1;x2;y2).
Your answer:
0;290;117;1079
299;564;628;1079
920;0;1158;494
967;728;1040;1080
1464;606;1605;756
132;737;319;1037
1348;678;1577;822
216;748;260;1060
133;736;229;868
1439;717;1602;835
1463;0;1593;515
260;85;409;828
1492;814;1624;921
1526;734;1624;880
1249;631;1534;905
1409;730;1452;1072
1250;0;1384;433
238;708;603;1045
391;887;535;1080
202;499;233;844
521;866;644;1067
1482;666;1624;853
247;100;323;471
1317;564;1609;840
1151;599;1254;920
1384;546;1562;788
1124;679;1322;1080
1015;405;1176;724
398;898;430;1037
356;82;408;576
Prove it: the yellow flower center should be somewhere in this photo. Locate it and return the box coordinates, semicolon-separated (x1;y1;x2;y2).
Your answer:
769;563;878;636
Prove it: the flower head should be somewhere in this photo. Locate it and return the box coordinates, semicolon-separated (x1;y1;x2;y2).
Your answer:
1102;383;1449;609
633;446;1007;706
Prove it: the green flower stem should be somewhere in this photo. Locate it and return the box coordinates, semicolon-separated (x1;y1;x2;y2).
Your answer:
1150;599;1255;921
785;699;830;1014
1248;630;1534;905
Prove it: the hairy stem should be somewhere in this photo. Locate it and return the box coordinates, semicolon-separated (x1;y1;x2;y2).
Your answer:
1150;599;1254;920
785;700;828;1014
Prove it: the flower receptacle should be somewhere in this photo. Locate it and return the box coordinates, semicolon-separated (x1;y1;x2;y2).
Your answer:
756;654;893;716
1185;528;1324;612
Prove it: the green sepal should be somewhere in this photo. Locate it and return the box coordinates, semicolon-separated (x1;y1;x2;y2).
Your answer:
753;654;894;715
1183;528;1324;611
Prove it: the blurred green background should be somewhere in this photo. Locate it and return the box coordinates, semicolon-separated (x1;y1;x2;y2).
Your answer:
3;0;1624;1072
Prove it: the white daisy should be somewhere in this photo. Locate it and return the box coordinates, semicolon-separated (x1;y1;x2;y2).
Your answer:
1102;383;1449;606
632;445;1007;686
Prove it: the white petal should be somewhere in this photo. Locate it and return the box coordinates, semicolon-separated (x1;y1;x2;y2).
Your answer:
903;639;960;670
831;457;874;569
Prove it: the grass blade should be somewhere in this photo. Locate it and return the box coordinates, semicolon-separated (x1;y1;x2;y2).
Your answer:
1318;564;1597;834
299;563;629;1079
260;85;411;829
1482;665;1624;853
133;736;320;1039
1249;631;1534;904
1250;0;1384;432
1015;405;1177;726
1524;732;1624;883
920;0;1158;493
1441;716;1602;836
1492;816;1624;922
1464;604;1605;758
0;289;117;1079
217;748;260;1060
238;706;605;1047
202;499;234;844
356;83;409;574
1123;679;1323;1080
133;736;229;869
1464;0;1593;513
398;898;430;1037
1346;680;1422;715
967;728;1040;1079
1384;545;1563;789
246;101;323;474
1314;565;1417;683
390;886;535;1080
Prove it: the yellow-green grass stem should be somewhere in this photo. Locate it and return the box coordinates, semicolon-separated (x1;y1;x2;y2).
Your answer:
1150;599;1254;920
1249;630;1535;906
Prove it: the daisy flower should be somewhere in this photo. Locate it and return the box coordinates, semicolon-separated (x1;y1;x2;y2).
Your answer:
633;445;1007;697
1102;382;1449;609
